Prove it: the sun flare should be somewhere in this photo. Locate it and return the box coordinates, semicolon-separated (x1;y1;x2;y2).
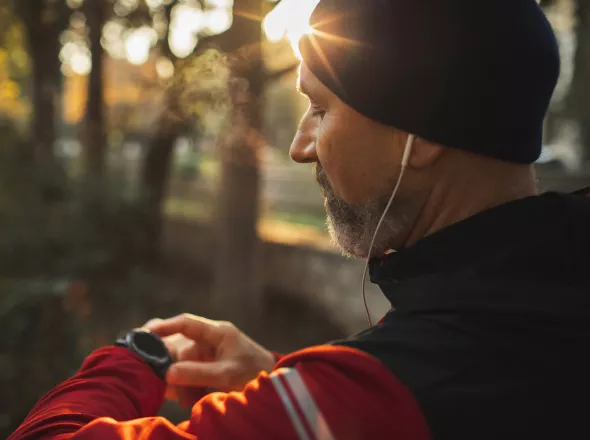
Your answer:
263;0;319;59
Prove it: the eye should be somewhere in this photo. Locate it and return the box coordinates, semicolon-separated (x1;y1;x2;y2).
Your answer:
310;105;326;120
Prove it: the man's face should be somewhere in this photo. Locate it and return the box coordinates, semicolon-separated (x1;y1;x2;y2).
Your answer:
290;64;422;258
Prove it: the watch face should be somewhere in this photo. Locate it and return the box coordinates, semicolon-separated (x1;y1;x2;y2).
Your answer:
132;330;168;360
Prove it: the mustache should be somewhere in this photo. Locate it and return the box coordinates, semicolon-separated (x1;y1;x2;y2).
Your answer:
314;163;333;196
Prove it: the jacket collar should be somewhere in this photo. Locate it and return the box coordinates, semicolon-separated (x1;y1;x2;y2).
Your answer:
370;193;552;283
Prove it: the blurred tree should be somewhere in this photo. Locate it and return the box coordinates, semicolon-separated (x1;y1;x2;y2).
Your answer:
14;0;71;163
566;0;590;164
210;0;266;326
541;0;590;165
138;4;292;227
83;0;108;179
214;0;300;325
135;0;296;324
0;4;29;122
139;0;189;250
0;50;28;118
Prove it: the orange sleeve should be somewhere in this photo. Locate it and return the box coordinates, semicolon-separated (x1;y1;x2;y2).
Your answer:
10;345;431;440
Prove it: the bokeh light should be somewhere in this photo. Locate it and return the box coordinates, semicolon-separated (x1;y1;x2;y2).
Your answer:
167;4;205;59
125;27;157;65
156;57;175;80
60;41;92;76
263;0;318;58
203;8;233;35
71;52;92;75
66;0;83;8
146;0;163;9
172;4;205;33
113;0;140;17
169;29;199;59
102;20;127;59
206;0;233;7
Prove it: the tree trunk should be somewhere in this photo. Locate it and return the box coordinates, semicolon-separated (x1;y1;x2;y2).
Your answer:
20;0;65;164
566;0;590;165
543;110;560;145
83;0;107;179
139;108;184;256
136;0;184;257
212;0;265;328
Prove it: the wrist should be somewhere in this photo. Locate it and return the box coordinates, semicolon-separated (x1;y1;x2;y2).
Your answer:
115;329;172;381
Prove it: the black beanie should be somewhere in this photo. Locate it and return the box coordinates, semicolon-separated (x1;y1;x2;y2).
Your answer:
299;0;560;164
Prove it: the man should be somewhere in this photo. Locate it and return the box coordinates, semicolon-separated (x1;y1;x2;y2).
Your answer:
11;0;590;439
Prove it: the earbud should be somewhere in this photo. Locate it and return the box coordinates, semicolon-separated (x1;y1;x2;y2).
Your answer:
362;133;416;327
401;134;416;167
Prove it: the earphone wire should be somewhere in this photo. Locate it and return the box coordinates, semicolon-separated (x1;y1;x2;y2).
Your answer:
362;134;415;327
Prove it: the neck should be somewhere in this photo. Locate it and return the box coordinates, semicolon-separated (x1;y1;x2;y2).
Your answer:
402;152;538;249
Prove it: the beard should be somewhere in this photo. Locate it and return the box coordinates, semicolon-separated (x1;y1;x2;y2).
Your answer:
314;163;415;259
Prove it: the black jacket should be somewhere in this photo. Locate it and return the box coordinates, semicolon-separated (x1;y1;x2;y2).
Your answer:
337;189;590;439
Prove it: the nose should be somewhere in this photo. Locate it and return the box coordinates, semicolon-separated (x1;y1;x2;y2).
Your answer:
290;121;319;164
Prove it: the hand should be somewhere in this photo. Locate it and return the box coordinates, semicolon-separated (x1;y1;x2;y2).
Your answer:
142;319;213;407
145;314;276;394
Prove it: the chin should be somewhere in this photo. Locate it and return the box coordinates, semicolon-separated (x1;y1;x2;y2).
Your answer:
326;206;410;259
328;230;366;259
327;216;385;259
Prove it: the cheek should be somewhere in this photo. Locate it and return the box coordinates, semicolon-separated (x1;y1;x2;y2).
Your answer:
316;114;395;205
315;115;339;174
315;115;366;203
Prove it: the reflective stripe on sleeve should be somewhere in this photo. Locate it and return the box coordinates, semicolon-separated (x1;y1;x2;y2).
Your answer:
282;368;336;440
270;367;336;440
270;369;312;440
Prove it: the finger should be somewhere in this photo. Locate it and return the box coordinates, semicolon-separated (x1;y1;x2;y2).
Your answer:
165;385;178;402
178;341;201;362
148;314;229;346
163;334;185;343
162;335;185;362
143;318;164;330
166;337;196;363
166;360;236;390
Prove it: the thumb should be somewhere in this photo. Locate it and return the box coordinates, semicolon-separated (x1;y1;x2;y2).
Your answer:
166;360;238;390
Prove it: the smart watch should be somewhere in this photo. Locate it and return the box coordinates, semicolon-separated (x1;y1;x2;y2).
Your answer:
115;329;172;381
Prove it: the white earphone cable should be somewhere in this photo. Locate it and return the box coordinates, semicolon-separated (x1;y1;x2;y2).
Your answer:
362;134;415;327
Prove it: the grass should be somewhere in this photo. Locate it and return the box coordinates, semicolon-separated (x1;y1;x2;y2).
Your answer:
264;210;327;231
165;197;332;249
166;197;327;231
166;198;211;221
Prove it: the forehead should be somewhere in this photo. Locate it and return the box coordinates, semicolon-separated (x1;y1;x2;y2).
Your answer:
298;63;332;99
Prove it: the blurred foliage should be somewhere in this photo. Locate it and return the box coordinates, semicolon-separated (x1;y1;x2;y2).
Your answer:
171;49;232;136
0;5;29;121
0;124;149;280
0;119;171;436
0;0;587;436
0;281;83;434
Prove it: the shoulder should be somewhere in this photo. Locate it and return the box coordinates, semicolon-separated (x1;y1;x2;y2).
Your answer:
273;344;431;440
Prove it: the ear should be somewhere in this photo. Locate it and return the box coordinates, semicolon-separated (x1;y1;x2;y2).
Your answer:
408;137;444;169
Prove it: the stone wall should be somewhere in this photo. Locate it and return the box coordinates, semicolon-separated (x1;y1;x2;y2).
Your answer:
163;218;390;335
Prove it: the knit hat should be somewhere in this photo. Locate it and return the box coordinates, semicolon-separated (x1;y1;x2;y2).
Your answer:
299;0;560;164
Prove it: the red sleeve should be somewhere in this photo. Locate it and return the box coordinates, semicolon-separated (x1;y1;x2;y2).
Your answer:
10;346;430;440
271;351;285;363
274;346;431;440
9;347;166;440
